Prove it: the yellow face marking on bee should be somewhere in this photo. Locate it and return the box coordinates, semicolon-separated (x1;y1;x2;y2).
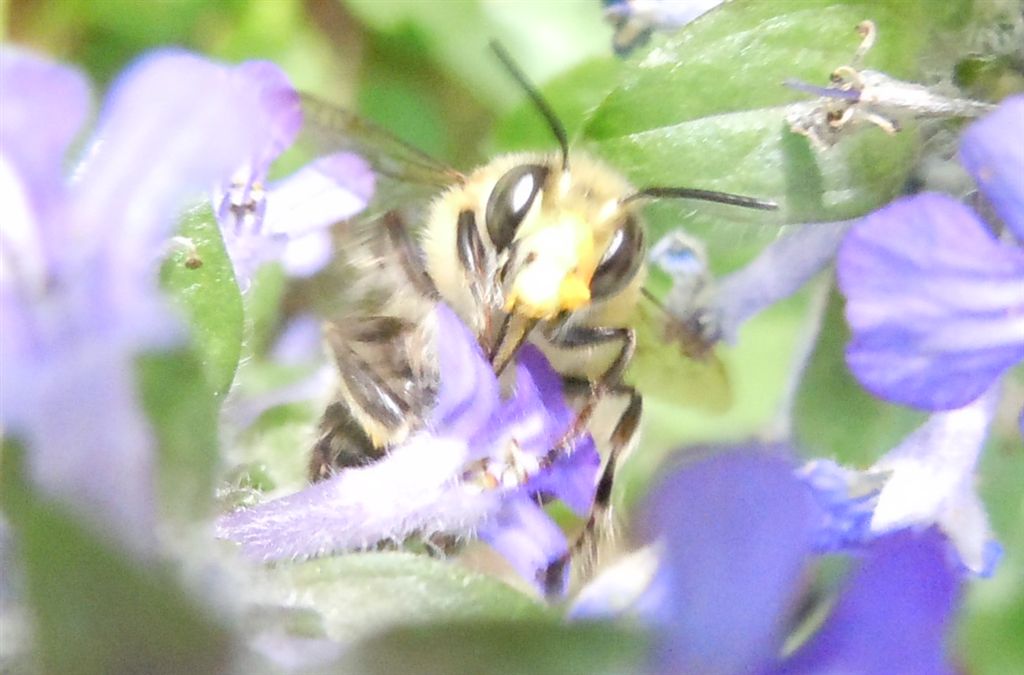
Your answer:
504;213;597;318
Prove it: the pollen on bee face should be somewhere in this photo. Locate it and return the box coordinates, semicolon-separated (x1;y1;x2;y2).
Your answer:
504;214;597;318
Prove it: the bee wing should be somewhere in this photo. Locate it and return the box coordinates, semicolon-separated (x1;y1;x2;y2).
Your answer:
625;293;733;413
298;94;464;215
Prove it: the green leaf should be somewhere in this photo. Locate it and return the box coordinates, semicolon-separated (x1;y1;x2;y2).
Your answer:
579;0;933;261
340;619;648;675
491;56;624;154
792;287;925;465
1;444;229;675
138;350;221;522
161;207;244;397
251;552;551;645
344;0;612;111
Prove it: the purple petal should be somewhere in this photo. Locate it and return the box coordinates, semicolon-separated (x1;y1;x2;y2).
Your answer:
68;51;300;288
496;347;599;514
777;529;959;675
428;304;499;445
0;47;90;221
264;153;374;239
217;435;495;560
715;220;853;341
798;459;882;553
221;152;373;281
2;50;301;552
959;95;1024;240
527;434;600;517
233;60;303;168
270;314;326;365
477;497;570;596
869;384;1000;576
20;348;156;550
280;230;332;278
798;386;1002;577
643;449;821;675
838;193;1024;410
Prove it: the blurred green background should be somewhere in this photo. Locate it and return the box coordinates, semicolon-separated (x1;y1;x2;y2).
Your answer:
3;1;1022;673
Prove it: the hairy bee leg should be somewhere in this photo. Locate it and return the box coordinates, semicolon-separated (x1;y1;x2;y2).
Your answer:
383;210;439;300
539;385;642;596
578;388;641;559
308;401;383;482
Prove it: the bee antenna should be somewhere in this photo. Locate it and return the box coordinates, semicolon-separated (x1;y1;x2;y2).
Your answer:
490;40;570;172
623;186;779;211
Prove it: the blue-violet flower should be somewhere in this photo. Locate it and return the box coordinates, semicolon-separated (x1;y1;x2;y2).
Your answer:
801;381;1002;576
574;449;960;675
838;95;1024;415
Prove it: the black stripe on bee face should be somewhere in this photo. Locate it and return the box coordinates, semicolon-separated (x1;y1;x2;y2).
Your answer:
484;164;549;251
456;209;487;278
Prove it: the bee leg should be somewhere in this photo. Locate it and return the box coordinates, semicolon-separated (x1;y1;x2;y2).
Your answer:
308;401;384;482
539;385;643;595
541;323;636;437
577;386;641;570
383;210;439;300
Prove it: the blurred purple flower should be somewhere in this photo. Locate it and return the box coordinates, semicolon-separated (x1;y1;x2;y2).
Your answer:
0;47;300;548
838;96;1024;413
214;151;374;288
604;0;724;55
801;382;1002;577
218;303;600;597
574;449;960;675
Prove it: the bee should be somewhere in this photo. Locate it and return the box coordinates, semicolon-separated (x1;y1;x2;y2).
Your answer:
299;43;776;579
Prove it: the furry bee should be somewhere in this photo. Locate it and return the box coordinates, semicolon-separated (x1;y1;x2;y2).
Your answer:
300;44;776;572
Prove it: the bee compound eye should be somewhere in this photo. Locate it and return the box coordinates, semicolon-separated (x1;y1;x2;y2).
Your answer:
590;215;644;299
484;164;549;251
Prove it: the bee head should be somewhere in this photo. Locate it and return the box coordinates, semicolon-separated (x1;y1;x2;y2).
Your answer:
485;158;645;320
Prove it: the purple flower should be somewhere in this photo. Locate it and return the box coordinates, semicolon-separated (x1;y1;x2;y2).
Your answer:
838;96;1024;413
214;152;374;288
218;303;600;597
800;383;1002;577
0;47;301;548
604;0;725;55
574;449;960;675
650;221;853;348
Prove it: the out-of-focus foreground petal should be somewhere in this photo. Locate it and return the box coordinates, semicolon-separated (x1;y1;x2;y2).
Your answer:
838;192;1024;410
0;48;89;220
959;95;1024;240
68;51;302;330
777;529;959;675
0;48;301;549
641;449;821;675
604;0;725;55
216;434;493;560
